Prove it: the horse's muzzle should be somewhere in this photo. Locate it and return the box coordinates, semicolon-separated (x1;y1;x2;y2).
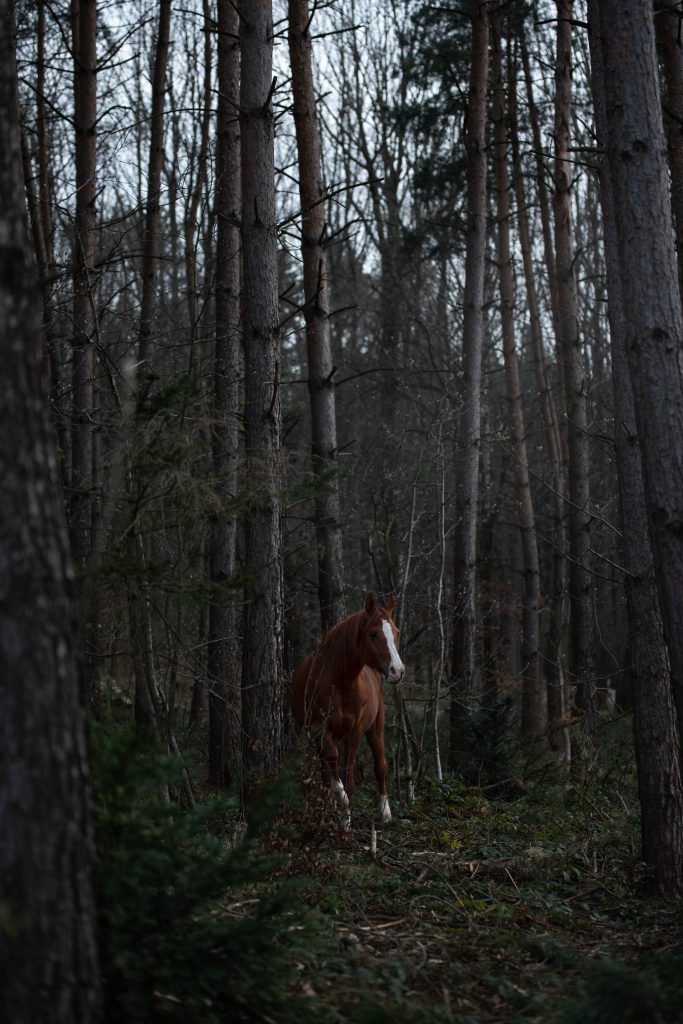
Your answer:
383;666;405;684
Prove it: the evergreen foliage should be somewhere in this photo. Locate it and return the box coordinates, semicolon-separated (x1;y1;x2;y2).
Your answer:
560;954;683;1024
92;724;308;1023
400;1;471;248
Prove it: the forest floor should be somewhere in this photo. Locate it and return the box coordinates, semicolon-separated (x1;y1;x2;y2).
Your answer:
93;718;682;1023
239;732;683;1023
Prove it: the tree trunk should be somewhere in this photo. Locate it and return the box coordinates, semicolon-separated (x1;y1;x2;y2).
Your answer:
288;0;345;635
208;0;241;789
596;0;683;751
137;0;172;369
519;22;561;360
0;0;101;1012
449;0;489;773
553;0;596;726
184;0;212;376
71;0;97;562
509;39;569;757
32;2;72;489
588;0;683;896
517;15;570;758
655;0;683;304
491;14;545;743
129;0;172;732
240;0;284;783
37;0;53;277
508;39;563;505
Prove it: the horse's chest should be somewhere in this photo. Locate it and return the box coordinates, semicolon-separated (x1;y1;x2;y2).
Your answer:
331;680;379;736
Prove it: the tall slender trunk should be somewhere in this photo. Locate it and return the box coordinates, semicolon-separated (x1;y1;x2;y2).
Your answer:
37;0;52;274
208;0;241;789
509;46;563;489
35;0;55;389
128;558;157;732
184;0;212;375
240;0;284;783
553;0;595;725
518;17;570;755
655;0;683;304
21;129;47;285
137;0;172;369
519;24;561;359
449;0;489;773
130;0;172;724
0;0;101;1010
596;0;683;751
588;0;683;896
71;0;97;562
128;521;195;805
491;15;545;743
288;0;345;634
36;0;71;482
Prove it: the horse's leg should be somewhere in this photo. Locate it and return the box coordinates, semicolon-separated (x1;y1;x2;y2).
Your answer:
317;728;350;831
366;713;392;824
341;729;363;827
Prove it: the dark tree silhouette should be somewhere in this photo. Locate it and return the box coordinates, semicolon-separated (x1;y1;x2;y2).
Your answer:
0;0;101;1015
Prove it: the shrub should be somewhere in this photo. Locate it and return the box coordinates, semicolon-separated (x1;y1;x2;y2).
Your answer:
92;724;307;1023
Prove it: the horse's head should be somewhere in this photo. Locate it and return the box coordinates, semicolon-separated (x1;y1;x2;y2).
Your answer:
359;593;405;684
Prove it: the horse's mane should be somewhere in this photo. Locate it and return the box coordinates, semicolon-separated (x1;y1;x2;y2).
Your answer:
315;606;383;680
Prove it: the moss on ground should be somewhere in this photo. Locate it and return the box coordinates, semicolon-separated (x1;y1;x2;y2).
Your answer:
249;740;682;1023
94;721;681;1022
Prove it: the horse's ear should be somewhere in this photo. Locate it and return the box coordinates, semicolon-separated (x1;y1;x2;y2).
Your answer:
364;593;376;616
385;593;396;616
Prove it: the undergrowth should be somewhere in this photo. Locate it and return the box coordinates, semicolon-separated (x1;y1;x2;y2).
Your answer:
264;720;682;1022
91;719;682;1023
92;723;311;1023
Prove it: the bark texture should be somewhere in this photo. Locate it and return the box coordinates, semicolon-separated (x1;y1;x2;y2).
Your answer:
137;0;172;368
655;0;683;304
240;0;284;781
553;0;595;724
491;15;545;742
208;0;241;788
589;0;683;895
596;0;683;752
184;0;212;373
0;0;101;1014
288;0;345;634
71;0;97;561
449;0;489;771
520;23;561;360
520;17;571;738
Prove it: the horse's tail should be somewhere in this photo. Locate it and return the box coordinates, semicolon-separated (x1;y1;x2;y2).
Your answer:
290;653;314;727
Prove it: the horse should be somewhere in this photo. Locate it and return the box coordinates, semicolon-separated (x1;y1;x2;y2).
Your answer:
292;593;405;831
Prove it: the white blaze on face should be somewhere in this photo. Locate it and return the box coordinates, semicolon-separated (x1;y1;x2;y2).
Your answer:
381;619;404;677
379;794;392;823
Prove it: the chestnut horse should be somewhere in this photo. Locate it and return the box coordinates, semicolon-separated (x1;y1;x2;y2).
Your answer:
292;593;405;831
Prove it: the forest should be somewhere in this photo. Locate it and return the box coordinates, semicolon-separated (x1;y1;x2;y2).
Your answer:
1;0;683;1020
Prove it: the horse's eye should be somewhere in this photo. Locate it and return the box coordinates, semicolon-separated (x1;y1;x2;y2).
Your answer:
369;631;377;641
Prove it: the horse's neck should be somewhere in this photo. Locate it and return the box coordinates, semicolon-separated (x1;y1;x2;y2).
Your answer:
320;612;364;688
332;649;364;689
